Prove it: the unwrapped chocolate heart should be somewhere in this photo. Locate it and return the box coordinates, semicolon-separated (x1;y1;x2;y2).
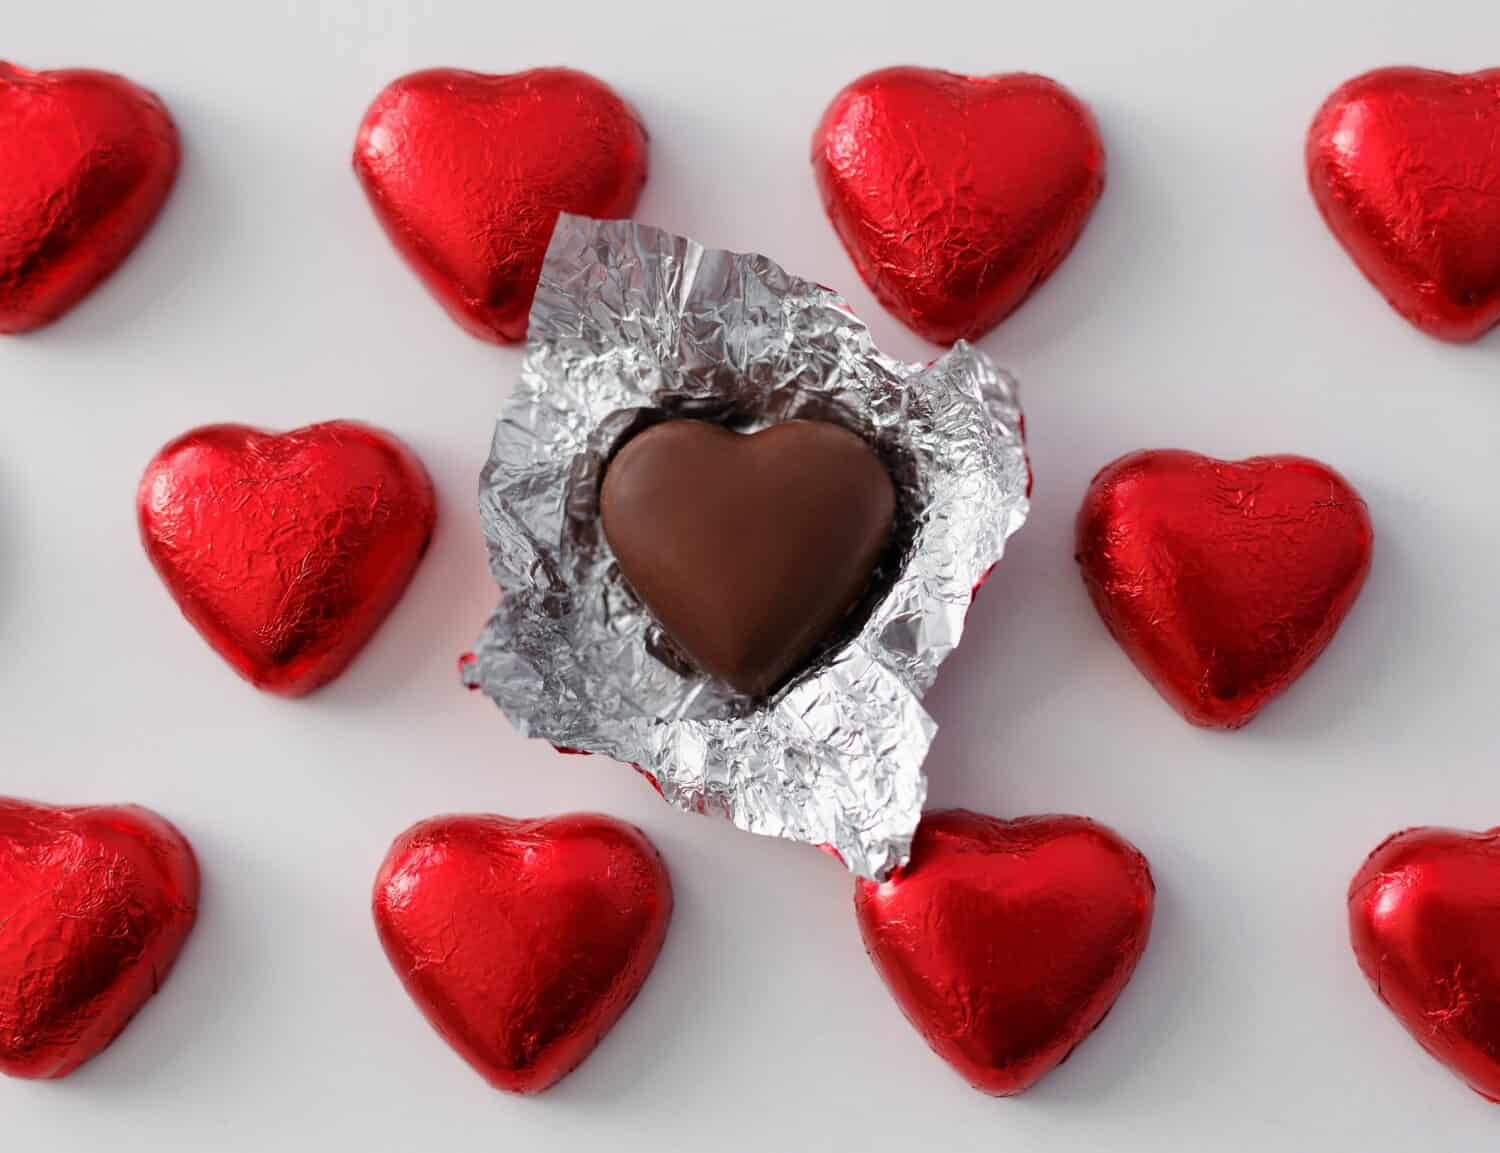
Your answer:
0;61;178;333
1076;450;1373;728
855;809;1154;1095
138;421;435;695
600;419;896;696
466;216;1030;879
372;813;672;1093
0;798;198;1079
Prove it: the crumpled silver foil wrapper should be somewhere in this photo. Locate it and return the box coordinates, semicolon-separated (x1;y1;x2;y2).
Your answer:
464;215;1029;878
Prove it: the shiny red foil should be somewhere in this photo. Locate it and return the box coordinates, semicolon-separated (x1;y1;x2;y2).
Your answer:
0;798;198;1079
1308;67;1500;342
1349;827;1500;1102
812;67;1104;344
138;421;435;696
353;68;648;343
372;813;672;1094
0;61;177;333
1076;450;1373;729
854;810;1153;1095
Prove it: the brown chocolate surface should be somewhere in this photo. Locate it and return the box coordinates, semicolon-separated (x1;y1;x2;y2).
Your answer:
599;419;896;696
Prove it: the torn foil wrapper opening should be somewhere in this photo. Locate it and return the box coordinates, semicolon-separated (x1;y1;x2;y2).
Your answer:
463;215;1030;878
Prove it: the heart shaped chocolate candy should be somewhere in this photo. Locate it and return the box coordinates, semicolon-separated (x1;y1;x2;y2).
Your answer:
599;419;896;696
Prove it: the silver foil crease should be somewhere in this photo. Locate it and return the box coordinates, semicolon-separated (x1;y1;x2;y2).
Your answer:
464;215;1029;878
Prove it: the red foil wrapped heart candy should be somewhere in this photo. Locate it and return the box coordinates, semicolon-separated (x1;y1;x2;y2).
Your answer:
854;810;1154;1095
812;67;1104;344
1308;67;1500;342
1349;827;1500;1102
0;61;178;333
138;421;435;696
0;798;198;1079
353;68;648;343
373;813;672;1093
1076;450;1373;728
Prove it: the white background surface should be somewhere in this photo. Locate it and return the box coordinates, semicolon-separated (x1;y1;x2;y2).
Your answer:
5;1;1500;1149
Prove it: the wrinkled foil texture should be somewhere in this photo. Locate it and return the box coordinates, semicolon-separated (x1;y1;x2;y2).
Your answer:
813;67;1105;345
0;61;179;333
0;799;199;1080
1348;826;1500;1102
352;67;648;344
138;421;437;697
373;813;672;1093
1075;451;1372;729
464;216;1029;878
1306;67;1500;343
854;810;1155;1095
